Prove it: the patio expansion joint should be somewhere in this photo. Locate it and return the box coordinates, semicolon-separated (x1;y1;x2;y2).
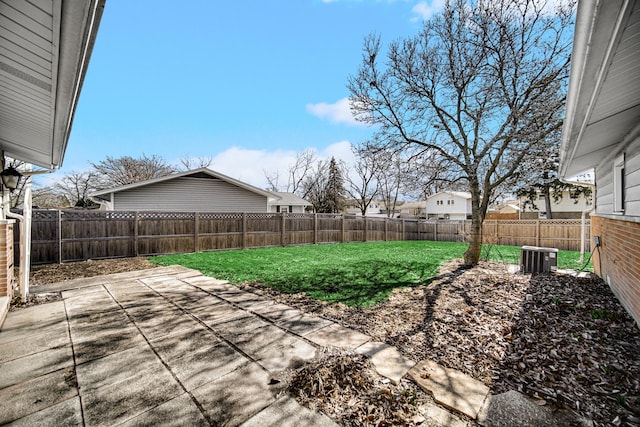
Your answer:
130;278;277;379
101;281;212;425
62;289;88;426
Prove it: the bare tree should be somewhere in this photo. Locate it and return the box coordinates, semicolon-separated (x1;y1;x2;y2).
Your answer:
179;156;214;170
264;149;318;194
54;171;102;207
31;186;70;209
513;141;592;218
348;0;574;265
344;146;381;216
374;150;412;218
300;160;329;212
91;154;175;188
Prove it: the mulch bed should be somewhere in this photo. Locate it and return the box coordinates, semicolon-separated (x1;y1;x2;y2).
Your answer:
242;261;640;426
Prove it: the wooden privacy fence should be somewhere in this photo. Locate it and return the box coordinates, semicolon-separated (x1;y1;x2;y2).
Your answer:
14;210;590;265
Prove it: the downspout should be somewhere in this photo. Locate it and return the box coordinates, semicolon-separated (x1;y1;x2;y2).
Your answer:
559;176;595;265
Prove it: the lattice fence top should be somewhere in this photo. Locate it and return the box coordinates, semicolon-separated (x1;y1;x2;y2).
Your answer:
138;212;196;220
198;212;244;220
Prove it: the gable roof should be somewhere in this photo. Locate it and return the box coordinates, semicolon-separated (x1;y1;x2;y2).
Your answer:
268;191;311;206
0;0;106;169
91;168;276;201
427;191;472;200
559;0;640;177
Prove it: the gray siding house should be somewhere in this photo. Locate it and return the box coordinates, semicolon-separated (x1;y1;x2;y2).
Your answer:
90;168;310;213
559;0;640;325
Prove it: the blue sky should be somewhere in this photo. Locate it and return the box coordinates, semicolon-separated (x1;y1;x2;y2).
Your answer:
46;0;443;189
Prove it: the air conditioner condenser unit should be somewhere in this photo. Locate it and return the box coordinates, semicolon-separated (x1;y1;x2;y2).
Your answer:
520;246;558;273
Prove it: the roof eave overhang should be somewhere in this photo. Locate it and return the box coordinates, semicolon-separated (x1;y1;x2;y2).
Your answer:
1;0;105;169
559;0;637;178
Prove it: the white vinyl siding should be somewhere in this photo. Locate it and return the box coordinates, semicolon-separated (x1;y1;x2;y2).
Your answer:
596;136;640;218
113;177;268;212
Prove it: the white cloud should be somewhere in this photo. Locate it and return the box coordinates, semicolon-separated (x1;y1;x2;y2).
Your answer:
306;98;363;126
411;0;445;21
206;142;357;190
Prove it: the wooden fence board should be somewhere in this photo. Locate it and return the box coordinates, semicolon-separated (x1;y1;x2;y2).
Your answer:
12;210;591;264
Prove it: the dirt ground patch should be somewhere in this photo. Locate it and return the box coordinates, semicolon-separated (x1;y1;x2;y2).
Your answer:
20;257;640;426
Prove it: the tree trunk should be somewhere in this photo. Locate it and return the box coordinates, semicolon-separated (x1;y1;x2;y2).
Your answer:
463;209;483;266
544;190;553;219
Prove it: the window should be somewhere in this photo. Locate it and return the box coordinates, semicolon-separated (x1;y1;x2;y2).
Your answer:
281;206;289;213
613;153;625;213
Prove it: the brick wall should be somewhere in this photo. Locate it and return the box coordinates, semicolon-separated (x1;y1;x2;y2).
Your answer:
591;215;640;326
0;220;15;298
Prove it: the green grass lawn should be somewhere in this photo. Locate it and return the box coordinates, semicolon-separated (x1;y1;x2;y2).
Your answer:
150;241;592;307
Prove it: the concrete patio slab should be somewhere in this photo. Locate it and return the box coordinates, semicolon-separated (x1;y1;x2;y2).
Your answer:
253;303;302;322
81;365;183;427
241;395;339;427
183;275;229;288
0;327;69;363
276;312;334;336
6;396;82;427
168;342;249;390
118;393;208;427
409;359;490;420
149;324;216;360
253;332;318;372
306;322;371;349
477;390;592;427
214;313;271;338
0;367;78;425
1;266;421;426
0;344;73;389
0;300;66;332
190;303;251;326
418;400;470;427
72;327;147;365
61;284;106;299
356;341;416;385
75;345;162;392
190;362;278;427
134;311;201;341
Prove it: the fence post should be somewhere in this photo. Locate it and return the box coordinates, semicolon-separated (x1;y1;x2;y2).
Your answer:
402;219;405;241
363;217;368;242
57;210;62;263
242;212;247;249
281;213;286;247
536;220;540;246
384;218;388;242
194;212;200;252
341;214;346;243
314;213;318;244
434;220;438;242
134;211;139;257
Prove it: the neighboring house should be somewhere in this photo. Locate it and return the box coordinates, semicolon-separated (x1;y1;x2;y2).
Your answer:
398;201;427;219
0;1;106;321
559;0;640;325
344;200;383;216
486;201;521;220
425;191;472;220
518;189;592;219
269;192;312;213
90;168;310;213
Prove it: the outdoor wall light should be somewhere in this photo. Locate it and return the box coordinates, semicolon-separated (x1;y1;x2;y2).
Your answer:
0;167;23;192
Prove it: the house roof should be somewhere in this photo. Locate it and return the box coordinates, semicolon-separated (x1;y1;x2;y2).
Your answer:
400;201;426;209
269;191;311;206
559;0;640;177
427;191;472;200
91;168;277;201
0;0;106;169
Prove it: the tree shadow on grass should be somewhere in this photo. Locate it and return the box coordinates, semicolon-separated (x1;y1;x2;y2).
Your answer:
263;259;448;307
